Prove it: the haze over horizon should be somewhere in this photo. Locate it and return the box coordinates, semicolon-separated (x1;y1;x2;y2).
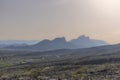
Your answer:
1;0;120;44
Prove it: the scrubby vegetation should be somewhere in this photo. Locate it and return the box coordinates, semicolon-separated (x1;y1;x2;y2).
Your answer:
0;63;120;80
0;45;120;80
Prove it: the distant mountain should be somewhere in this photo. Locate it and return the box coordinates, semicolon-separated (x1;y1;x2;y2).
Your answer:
0;40;39;48
3;35;108;51
25;37;76;51
70;35;108;48
0;40;39;45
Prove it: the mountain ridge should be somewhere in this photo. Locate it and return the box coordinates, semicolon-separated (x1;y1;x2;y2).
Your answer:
3;35;108;51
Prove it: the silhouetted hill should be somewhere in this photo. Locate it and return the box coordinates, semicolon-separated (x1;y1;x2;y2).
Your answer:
70;35;108;48
26;37;76;51
3;35;108;51
4;37;76;51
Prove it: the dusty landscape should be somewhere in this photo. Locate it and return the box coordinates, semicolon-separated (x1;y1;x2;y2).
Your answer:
0;44;120;80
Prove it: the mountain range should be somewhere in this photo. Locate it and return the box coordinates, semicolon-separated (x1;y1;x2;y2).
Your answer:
0;40;39;48
2;35;108;51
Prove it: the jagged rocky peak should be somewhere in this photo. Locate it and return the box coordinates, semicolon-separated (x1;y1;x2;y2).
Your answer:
53;37;66;42
78;35;90;40
40;39;50;43
34;39;50;46
35;37;66;45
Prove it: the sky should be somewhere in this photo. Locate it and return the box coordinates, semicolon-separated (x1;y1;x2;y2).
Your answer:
0;0;120;44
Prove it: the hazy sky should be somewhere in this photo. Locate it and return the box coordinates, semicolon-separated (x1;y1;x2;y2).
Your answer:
1;0;120;44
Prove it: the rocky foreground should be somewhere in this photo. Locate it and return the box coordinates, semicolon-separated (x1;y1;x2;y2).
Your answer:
0;63;120;80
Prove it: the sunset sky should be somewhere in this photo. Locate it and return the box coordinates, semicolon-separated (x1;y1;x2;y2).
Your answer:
0;0;120;44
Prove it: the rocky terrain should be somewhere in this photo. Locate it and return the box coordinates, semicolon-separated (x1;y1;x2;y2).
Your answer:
0;44;120;80
0;63;120;80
